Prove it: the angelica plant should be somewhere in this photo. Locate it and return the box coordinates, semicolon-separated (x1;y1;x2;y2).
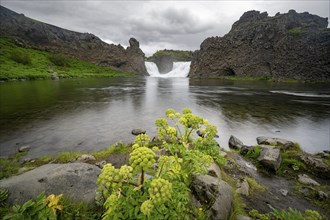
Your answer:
96;108;222;219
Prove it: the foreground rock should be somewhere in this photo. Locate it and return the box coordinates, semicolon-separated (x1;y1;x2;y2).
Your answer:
191;163;233;220
0;163;101;205
192;175;233;220
189;10;330;81
257;145;282;171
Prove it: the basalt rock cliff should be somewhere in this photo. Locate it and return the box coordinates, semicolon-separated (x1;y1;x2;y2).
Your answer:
0;6;147;75
189;10;330;80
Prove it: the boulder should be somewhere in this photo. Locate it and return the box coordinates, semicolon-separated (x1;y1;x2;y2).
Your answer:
207;163;222;178
256;136;294;148
298;174;320;186
131;128;146;136
76;154;96;163
0;163;101;205
297;153;330;179
257;145;282;171
191;174;233;220
236;179;249;196
228;135;244;149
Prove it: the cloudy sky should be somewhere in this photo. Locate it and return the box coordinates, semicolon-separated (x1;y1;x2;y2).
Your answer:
2;0;329;56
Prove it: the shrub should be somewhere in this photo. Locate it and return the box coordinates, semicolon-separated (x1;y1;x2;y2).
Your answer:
49;53;70;67
10;51;32;65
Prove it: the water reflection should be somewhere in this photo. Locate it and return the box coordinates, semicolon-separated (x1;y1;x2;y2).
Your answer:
0;77;329;157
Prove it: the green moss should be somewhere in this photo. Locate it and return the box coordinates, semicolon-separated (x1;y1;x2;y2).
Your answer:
0;152;28;179
288;27;306;36
221;170;247;219
245;146;261;160
246;177;267;194
0;38;132;81
55;152;84;163
91;143;131;160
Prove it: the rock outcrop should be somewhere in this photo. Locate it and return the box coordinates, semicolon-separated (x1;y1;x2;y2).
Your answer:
0;6;147;75
154;55;174;73
189;10;330;80
0;163;101;205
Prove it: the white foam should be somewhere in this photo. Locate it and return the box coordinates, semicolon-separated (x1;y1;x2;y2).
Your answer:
270;91;330;98
146;61;190;78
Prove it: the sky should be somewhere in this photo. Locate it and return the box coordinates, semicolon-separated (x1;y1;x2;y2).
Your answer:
1;0;329;56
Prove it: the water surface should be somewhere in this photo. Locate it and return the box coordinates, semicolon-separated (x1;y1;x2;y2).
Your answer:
0;77;329;158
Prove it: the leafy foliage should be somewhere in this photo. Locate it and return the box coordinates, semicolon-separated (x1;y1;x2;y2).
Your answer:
248;208;324;220
49;54;70;67
96;108;222;219
3;193;61;220
10;51;32;65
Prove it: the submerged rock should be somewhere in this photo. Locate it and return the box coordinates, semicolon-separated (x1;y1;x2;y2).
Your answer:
131;128;146;136
0;163;101;205
18;145;30;153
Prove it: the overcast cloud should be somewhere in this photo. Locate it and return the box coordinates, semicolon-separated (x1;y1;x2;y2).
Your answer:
1;0;329;56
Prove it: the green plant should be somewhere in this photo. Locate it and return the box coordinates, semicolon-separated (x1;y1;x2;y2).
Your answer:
288;27;305;36
248;208;324;220
3;192;62;220
55;152;84;163
49;53;70;67
271;207;304;220
96;108;220;219
246;177;266;194
0;188;9;206
244;146;262;160
10;51;32;65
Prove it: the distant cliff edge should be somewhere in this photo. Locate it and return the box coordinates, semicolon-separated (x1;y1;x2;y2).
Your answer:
0;6;147;75
189;10;330;81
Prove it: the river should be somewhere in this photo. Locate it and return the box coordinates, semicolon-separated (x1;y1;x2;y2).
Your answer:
0;63;329;158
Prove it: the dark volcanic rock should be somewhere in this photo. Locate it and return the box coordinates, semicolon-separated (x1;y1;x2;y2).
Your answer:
154;55;174;73
0;6;147;75
189;10;330;81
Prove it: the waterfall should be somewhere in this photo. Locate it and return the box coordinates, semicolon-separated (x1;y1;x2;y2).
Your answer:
145;62;191;78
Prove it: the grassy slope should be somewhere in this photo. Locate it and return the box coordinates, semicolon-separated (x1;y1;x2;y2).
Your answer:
0;38;132;81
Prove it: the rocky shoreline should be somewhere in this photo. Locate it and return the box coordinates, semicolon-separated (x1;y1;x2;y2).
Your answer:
1;133;329;219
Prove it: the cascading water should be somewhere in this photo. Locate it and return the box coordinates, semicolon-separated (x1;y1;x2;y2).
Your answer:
146;62;191;78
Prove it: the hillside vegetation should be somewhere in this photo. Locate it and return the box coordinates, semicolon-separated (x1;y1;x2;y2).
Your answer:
147;49;192;62
0;38;132;81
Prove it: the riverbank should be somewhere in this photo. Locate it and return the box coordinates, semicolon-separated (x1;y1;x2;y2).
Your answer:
0;38;133;81
1;132;329;219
